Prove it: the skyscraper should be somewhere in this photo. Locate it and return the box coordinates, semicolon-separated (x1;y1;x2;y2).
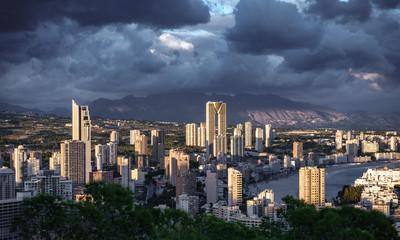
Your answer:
293;141;303;159
151;130;165;166
135;135;148;170
359;131;365;141
49;152;61;173
130;130;140;145
245;122;252;148
121;157;129;188
255;128;264;152
228;167;242;206
206;170;217;204
186;123;198;146
197;122;206;147
165;149;189;186
214;135;227;158
299;167;325;206
72;100;91;184
30;151;42;169
206;101;226;156
265;124;272;147
27;157;40;177
176;173;196;205
13;145;28;186
231;135;244;162
234;124;243;136
106;142;117;165
95;144;107;170
335;130;343;150
390;136;397;151
110;131;119;143
60;140;86;185
0;167;15;200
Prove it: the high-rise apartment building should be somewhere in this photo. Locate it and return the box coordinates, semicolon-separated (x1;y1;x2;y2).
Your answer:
255;128;264;152
299;167;325;206
346;143;358;156
165;149;189;186
176;173;196;205
335;130;343;150
24;170;72;200
130;130;140;145
362;140;379;154
234;124;243;136
347;131;353;141
110;131;119;144
245;122;252;148
265;124;272;147
0;167;15;200
95;144;107;170
360;131;365;141
60;140;86;185
231;135;244;162
214;135;227;158
27;157;40;177
30;151;42;168
206;101;226;156
13;145;28;186
72;100;92;184
228;167;242;206
135;135;148;170
197;122;206;147
49;152;61;173
186;123;198;146
390;136;397;151
206;170;217;204
121;157;129;188
293;141;303;159
151;130;165;166
107;142;117;165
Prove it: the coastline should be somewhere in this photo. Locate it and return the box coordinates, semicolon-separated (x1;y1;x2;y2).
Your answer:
248;160;400;203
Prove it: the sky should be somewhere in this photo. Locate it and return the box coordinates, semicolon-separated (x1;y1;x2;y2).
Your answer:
0;0;399;112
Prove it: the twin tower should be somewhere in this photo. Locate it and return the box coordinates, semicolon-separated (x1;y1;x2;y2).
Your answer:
206;101;226;156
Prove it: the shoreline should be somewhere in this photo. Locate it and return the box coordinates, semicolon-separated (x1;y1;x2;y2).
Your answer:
248;160;400;203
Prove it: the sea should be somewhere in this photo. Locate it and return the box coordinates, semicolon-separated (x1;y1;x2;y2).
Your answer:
248;160;400;203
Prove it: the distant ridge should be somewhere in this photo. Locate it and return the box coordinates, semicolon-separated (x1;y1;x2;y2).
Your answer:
2;93;400;129
87;92;347;127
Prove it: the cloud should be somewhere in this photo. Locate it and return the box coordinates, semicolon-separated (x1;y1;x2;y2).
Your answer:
370;0;400;9
159;33;194;51
1;0;400;113
225;0;322;54
0;0;210;32
306;0;372;23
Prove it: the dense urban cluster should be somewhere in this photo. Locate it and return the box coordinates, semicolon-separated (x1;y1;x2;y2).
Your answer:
1;100;400;239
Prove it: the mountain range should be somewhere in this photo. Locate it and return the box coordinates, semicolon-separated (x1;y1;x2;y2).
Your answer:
1;93;400;129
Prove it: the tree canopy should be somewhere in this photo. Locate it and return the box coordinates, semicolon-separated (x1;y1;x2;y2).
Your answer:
13;183;399;240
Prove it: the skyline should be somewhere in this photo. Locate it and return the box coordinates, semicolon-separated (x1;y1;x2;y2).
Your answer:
1;0;400;112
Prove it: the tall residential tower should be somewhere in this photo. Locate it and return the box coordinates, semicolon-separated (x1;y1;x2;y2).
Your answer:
206;101;226;156
72;100;91;183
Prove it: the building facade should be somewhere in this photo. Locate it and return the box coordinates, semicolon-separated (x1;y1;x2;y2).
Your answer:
299;166;325;206
72;100;92;184
206;101;226;156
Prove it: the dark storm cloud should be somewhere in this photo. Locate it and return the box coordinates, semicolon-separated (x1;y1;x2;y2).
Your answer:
306;0;372;23
225;0;322;54
281;24;390;72
225;0;399;82
370;0;400;9
0;0;210;32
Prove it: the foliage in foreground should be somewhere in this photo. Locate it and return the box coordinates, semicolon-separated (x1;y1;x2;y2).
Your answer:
13;182;399;240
